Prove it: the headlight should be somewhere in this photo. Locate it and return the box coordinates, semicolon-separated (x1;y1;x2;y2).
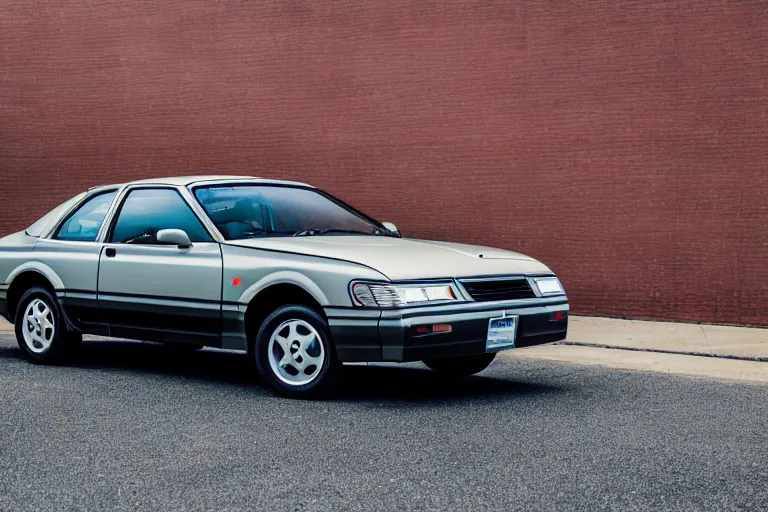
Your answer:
351;282;458;308
532;276;565;296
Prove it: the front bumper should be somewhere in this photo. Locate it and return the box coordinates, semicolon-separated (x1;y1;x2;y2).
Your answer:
327;296;568;363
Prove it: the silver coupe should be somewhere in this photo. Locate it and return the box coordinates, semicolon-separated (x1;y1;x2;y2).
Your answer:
0;176;568;397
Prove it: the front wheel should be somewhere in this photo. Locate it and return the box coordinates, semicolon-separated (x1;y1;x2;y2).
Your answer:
423;353;496;377
253;305;340;399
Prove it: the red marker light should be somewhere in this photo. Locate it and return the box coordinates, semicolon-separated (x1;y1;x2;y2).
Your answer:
550;311;566;321
413;324;452;336
232;277;243;287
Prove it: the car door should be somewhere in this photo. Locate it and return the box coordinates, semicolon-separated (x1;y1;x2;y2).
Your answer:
97;187;223;345
34;189;119;334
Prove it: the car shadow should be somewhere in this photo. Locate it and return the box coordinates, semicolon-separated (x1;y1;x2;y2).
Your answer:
1;338;564;402
76;339;258;387
0;337;257;387
335;364;562;403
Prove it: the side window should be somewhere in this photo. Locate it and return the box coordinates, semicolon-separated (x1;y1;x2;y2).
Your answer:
54;191;117;242
110;189;213;244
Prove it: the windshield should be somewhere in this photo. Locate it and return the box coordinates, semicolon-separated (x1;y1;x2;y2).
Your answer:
25;193;86;237
193;185;388;240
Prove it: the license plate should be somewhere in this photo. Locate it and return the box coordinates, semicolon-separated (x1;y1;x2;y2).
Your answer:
486;315;518;352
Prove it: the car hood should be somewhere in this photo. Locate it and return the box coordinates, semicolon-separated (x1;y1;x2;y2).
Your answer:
225;236;552;280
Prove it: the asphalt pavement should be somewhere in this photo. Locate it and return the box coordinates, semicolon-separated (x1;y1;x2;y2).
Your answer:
0;333;766;511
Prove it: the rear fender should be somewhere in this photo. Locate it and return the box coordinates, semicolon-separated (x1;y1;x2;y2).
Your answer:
6;262;65;291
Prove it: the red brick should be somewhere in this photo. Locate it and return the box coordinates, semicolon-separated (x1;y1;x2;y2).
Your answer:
1;1;766;325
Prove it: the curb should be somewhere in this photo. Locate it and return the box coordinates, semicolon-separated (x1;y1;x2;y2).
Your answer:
558;341;768;363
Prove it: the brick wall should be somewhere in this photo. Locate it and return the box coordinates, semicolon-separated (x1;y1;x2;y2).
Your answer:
1;1;766;325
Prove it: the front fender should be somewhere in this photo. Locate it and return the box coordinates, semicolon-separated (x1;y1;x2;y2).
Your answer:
237;271;329;306
221;243;389;307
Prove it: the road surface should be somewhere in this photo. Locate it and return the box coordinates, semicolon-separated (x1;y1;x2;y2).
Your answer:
0;334;766;511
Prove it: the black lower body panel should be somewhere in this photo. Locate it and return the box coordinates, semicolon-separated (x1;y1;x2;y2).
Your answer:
327;300;569;363
383;312;567;362
325;307;382;362
222;303;248;351
0;297;8;323
0;285;9;322
516;313;570;348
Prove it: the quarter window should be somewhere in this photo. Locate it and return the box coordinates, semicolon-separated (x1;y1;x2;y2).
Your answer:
54;191;117;242
110;189;212;244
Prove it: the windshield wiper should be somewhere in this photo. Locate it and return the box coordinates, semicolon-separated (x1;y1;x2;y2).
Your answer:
293;228;386;237
226;229;297;240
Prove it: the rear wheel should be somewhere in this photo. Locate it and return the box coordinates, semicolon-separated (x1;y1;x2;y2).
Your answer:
423;353;496;377
253;305;340;399
14;286;81;363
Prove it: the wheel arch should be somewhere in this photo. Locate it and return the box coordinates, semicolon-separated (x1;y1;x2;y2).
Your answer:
6;264;63;322
238;271;329;307
243;281;328;351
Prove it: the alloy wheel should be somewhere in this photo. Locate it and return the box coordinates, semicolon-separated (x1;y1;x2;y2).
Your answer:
267;319;325;386
22;298;55;354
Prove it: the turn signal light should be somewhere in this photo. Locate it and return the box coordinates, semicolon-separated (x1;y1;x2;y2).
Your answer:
413;324;453;336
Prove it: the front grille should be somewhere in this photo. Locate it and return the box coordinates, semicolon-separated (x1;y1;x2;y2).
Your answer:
460;278;536;302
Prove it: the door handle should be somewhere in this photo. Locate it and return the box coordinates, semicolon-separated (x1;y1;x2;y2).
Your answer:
105;248;117;258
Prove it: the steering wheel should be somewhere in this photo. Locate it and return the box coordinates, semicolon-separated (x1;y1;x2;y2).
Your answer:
219;220;267;239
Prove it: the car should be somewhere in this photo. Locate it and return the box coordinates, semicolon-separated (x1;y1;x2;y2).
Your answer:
0;176;568;397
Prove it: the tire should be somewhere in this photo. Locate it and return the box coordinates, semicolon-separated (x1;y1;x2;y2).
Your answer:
14;286;81;364
253;305;340;399
422;353;496;377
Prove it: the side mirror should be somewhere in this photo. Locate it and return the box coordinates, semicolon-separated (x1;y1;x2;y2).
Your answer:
156;229;192;248
381;222;401;237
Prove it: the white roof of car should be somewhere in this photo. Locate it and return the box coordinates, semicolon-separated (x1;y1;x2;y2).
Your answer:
89;175;314;191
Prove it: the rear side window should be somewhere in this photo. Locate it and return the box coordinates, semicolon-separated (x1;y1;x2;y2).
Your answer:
110;188;212;244
54;191;117;242
26;193;86;237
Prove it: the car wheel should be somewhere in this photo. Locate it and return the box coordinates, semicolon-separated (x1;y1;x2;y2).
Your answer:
422;353;496;377
254;305;339;399
14;286;80;364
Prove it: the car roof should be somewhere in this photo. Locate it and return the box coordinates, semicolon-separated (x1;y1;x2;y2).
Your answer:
88;175;314;191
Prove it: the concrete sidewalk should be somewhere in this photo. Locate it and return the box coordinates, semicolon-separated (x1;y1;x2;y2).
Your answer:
511;344;768;384
509;315;768;384
565;315;768;361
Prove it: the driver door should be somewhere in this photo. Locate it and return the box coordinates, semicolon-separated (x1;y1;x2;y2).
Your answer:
97;187;223;345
